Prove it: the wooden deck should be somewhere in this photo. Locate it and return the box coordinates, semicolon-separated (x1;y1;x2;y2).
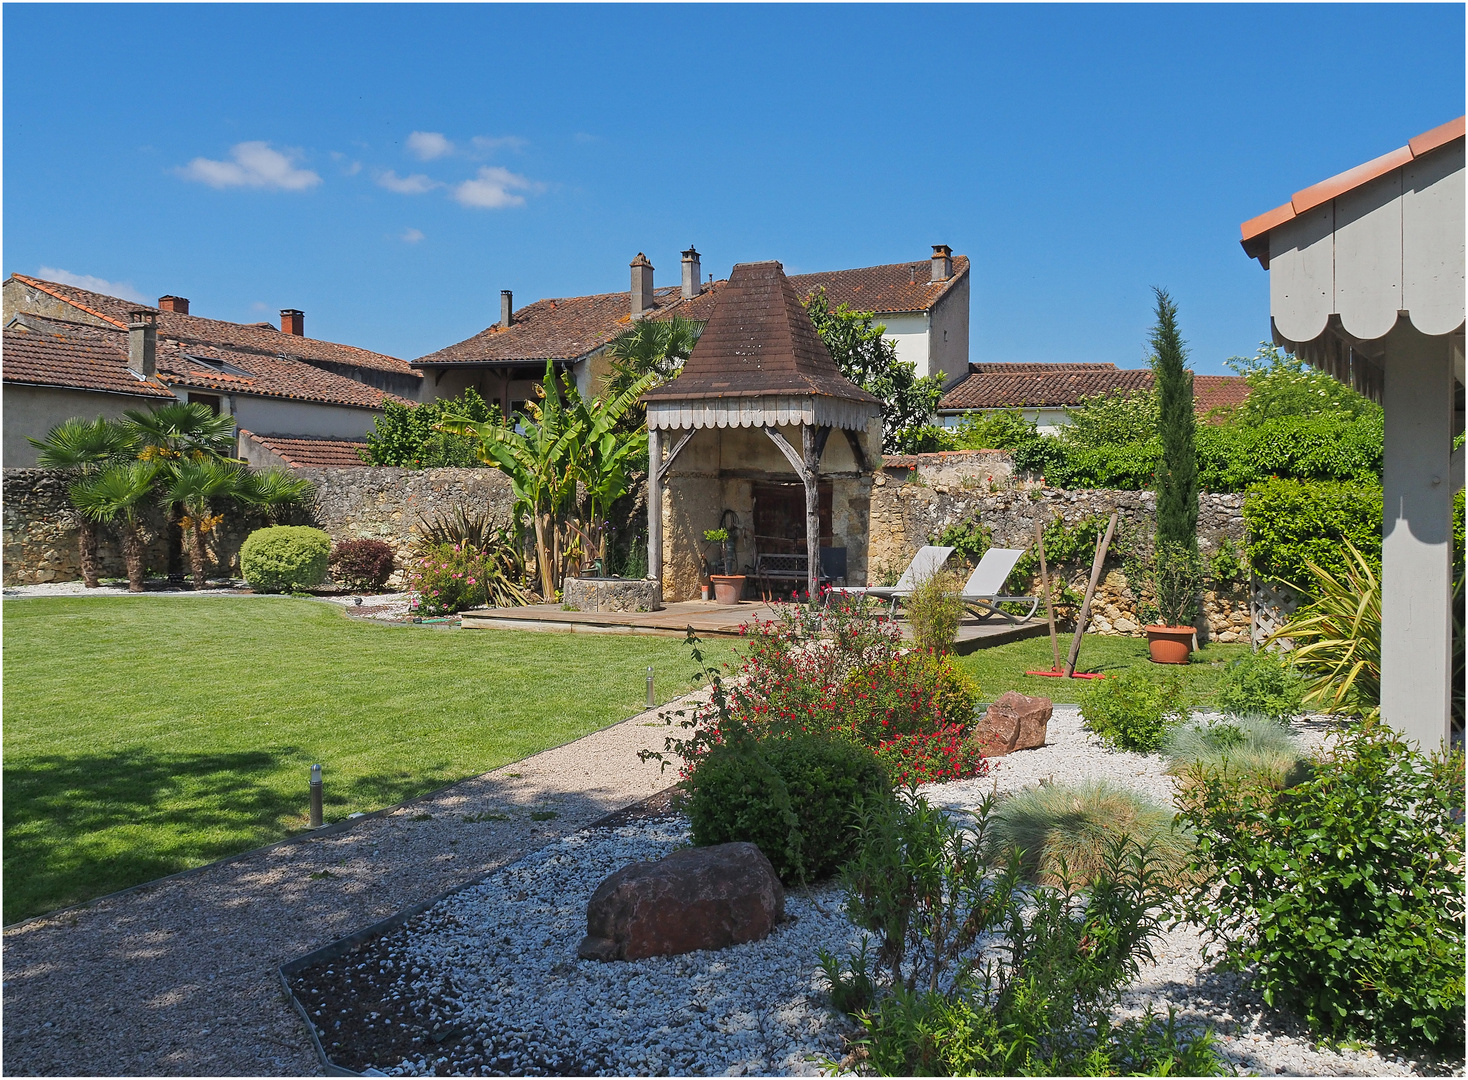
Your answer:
460;601;1046;653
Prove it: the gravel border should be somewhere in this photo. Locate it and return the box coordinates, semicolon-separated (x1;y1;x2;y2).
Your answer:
2;693;703;1076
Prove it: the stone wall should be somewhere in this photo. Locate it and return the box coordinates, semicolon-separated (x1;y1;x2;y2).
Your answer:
868;453;1250;641
2;466;514;587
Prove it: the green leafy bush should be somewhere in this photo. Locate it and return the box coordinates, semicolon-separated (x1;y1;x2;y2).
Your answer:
1178;726;1465;1053
826;789;1221;1076
1213;648;1306;720
1079;668;1186;753
328;539;396;591
1244;477;1381;591
992;780;1193;888
682;732;892;884
360;388;499;468
904;570;965;654
240;526;331;593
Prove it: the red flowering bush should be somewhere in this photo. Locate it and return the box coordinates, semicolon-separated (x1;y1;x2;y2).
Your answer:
876;727;988;786
408;542;496;616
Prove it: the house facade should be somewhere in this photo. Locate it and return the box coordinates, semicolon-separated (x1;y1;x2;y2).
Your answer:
411;245;971;408
3;275;418;466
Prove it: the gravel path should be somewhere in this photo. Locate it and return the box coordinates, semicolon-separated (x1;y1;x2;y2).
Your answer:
1;697;691;1076
312;707;1456;1078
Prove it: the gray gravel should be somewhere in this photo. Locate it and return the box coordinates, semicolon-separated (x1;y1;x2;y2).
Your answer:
373;707;1459;1078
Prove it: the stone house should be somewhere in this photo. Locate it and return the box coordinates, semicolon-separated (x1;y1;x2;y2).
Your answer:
3;274;419;466
410;244;972;411
937;362;1251;434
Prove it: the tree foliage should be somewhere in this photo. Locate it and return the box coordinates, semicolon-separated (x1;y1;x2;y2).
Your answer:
604;316;703;431
1222;343;1382;424
361;389;499;468
1150;289;1197;551
803;288;944;455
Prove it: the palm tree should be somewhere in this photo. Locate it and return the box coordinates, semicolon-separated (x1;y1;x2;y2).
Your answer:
69;462;161;592
234;468;315;523
123;402;237;460
167;458;246;589
604;316;703;432
30;417;139;587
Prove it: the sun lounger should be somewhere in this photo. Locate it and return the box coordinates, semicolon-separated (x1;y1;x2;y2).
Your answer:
957;547;1040;624
825;545;955;612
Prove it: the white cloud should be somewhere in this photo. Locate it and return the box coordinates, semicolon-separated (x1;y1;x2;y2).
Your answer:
469;134;527;155
37;267;148;304
400;228;425;244
453;166;537;209
377;170;441;195
178;141;321;191
406;131;454;160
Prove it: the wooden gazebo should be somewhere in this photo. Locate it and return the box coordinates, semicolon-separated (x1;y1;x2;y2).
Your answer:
642;261;883;600
1240;116;1464;749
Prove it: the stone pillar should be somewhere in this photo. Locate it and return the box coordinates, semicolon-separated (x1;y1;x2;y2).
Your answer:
647;426;663;595
1380;323;1455;749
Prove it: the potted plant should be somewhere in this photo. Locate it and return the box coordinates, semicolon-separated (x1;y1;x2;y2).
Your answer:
1139;540;1203;664
703;527;744;604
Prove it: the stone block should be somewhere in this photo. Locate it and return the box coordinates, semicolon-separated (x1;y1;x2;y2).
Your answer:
972;691;1052;757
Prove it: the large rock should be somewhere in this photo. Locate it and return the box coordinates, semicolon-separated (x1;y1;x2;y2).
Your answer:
577;842;784;961
972;691;1052;756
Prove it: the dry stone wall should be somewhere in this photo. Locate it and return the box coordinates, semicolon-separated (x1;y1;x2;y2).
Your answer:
868;453;1250;642
2;466;514;588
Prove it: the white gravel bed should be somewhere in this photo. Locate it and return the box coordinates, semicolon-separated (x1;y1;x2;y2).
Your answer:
376;706;1455;1078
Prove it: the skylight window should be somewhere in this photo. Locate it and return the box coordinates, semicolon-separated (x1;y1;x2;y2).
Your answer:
187;354;253;378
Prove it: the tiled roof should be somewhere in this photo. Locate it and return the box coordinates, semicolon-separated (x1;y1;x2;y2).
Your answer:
412;284;722;367
3;319;176;399
939;365;1249;415
787;255;969;315
1240;116;1465;265
642;261;880;405
240;429;369;468
7;274;418;380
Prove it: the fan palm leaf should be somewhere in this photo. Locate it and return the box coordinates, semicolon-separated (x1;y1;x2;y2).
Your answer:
124;402;237;458
69;462;161;592
31;417;139;586
167;458;246;589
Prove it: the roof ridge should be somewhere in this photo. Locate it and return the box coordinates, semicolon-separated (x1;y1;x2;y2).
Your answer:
12;273;131;329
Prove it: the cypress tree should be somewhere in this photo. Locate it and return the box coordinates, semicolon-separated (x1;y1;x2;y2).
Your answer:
1150;288;1198;552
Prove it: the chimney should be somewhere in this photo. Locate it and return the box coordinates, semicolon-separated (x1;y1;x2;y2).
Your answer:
630;253;654;319
157;295;189;315
127;310;157;378
500;290;514;328
930;244;953;283
280;309;304;336
681;246;702;299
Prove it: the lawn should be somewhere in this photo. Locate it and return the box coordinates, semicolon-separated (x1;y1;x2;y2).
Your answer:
2;597;730;925
955;633;1251;706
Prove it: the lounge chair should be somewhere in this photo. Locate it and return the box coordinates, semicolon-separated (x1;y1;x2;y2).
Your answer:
957;547;1041;624
826;545;955;612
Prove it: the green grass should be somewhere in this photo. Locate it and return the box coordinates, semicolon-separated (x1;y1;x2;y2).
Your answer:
2;597;729;924
955;634;1250;706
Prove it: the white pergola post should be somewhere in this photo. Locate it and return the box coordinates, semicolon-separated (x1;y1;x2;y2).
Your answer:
646;426;662;593
1380;324;1456;748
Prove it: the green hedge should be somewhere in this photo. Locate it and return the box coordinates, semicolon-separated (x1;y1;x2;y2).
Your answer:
241;526;331;593
1242;479;1381;591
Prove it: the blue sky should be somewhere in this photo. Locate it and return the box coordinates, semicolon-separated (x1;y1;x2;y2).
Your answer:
4;4;1462;373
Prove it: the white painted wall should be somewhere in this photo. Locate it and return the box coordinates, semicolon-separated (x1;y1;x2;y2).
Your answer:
876;312;931;379
927;273;971;388
229;395;382;439
3;385;163;466
940;405;1072;435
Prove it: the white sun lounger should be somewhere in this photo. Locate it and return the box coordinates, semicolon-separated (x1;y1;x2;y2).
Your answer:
825;545;955;612
958;547;1041;624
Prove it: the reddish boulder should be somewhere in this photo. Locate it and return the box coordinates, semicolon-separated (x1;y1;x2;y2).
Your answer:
972;691;1052;756
576;842;784;962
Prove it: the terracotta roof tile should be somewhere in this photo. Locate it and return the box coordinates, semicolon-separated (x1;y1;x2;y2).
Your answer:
787;256;969;315
642;261;880;405
8;274;417;379
939;365;1248;416
239;430;369;468
1240;117;1465;263
3;320;177;399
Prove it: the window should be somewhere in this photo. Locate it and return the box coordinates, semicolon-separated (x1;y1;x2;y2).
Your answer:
188;393;222;415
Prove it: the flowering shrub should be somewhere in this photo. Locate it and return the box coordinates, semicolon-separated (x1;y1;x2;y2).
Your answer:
408;542;497;616
876;726;987;786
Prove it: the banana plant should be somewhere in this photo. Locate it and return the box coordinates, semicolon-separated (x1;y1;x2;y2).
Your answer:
69;461;161;592
30;417;140;587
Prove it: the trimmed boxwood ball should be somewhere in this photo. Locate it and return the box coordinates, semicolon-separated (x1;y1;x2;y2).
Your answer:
683;733;893;884
241;526;331;593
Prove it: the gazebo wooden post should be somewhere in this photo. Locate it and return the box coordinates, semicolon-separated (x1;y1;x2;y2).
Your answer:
801;424;820;598
647;426;662;589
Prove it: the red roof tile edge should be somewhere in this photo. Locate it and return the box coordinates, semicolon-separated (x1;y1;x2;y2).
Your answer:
1240;116;1465;260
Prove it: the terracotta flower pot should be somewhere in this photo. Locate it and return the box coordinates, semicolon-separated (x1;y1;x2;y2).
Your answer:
1145;625;1195;664
710;574;746;605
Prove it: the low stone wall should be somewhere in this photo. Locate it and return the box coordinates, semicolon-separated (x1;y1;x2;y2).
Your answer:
868;454;1249;641
2;466;514;587
563;576;662;613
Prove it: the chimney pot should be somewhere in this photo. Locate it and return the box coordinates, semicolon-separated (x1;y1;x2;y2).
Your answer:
280;309;304;336
930;244;953;283
127;310;157;379
501;290;514;328
630;253;655;319
157;295;190;315
680;246;703;299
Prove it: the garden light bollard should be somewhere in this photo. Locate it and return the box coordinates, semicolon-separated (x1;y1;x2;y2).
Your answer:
310;763;323;829
646;666;655;708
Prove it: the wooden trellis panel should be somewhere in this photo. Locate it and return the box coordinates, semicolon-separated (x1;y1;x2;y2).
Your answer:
1250;575;1301;650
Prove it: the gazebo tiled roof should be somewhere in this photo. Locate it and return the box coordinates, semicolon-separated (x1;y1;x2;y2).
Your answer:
643;261;879;432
